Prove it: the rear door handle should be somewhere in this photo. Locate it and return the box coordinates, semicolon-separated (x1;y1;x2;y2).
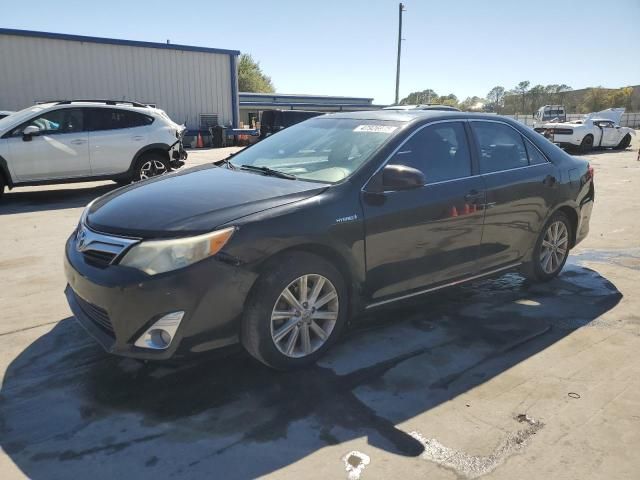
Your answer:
543;174;557;186
70;139;87;145
132;136;144;141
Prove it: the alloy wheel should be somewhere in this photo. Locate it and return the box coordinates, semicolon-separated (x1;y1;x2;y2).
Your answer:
139;160;167;180
540;220;569;274
270;274;339;358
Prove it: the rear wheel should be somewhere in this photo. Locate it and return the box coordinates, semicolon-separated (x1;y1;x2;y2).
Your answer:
615;134;631;150
521;211;572;282
134;153;170;181
241;252;348;370
579;134;594;153
0;174;5;199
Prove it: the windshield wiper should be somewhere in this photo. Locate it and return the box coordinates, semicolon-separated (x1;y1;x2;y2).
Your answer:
214;153;237;170
240;164;296;180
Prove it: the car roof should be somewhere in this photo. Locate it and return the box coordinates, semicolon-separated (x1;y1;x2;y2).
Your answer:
318;109;509;124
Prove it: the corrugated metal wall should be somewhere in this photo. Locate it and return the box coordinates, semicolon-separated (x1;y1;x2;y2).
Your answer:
0;33;235;129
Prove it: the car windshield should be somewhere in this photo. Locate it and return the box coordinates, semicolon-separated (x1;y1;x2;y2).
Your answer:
229;118;402;183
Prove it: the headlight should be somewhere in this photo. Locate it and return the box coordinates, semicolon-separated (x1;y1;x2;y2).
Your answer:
119;227;235;275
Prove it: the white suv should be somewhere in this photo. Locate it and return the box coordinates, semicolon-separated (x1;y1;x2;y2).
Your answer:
0;100;187;198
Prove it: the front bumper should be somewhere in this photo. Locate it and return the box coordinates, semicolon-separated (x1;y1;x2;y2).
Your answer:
64;233;257;359
169;140;187;169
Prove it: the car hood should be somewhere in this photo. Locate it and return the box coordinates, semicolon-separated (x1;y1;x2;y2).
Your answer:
87;165;328;238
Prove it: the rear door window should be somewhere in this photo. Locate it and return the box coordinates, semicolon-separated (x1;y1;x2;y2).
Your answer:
88;108;153;131
471;122;529;174
388;122;472;184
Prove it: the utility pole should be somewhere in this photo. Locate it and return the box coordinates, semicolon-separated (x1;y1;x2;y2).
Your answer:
394;3;406;105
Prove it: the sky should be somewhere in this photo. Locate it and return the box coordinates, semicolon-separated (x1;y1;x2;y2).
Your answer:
2;0;639;104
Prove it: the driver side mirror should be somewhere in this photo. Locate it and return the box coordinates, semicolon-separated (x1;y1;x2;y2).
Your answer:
22;125;40;142
382;164;425;191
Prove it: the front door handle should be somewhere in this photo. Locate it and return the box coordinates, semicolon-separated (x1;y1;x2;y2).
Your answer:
464;190;484;202
132;136;144;141
70;139;87;145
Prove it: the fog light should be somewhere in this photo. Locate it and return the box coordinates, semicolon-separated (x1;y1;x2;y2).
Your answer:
134;311;184;350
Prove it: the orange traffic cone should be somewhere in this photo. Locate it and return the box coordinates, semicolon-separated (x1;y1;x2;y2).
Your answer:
450;205;458;217
196;132;204;148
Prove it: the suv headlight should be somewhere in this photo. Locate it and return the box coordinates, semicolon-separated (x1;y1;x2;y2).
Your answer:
119;227;235;275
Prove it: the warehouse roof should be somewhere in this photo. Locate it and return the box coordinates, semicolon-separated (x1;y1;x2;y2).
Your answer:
0;28;240;56
240;92;374;102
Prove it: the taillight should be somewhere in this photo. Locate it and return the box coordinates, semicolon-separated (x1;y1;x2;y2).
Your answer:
586;164;594;181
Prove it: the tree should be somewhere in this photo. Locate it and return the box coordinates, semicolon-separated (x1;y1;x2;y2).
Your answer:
458;96;485;111
237;54;275;93
437;94;459;107
607;87;633;110
399;89;439;105
486;86;505;112
528;84;546;113
513;81;530;113
555;84;572;105
582;87;610;112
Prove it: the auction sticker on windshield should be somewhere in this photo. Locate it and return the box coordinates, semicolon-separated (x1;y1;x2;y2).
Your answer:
354;125;398;133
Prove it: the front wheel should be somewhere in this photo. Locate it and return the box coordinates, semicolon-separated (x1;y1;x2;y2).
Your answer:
241;252;348;370
615;134;631;150
0;175;5;199
134;154;170;181
521;211;572;282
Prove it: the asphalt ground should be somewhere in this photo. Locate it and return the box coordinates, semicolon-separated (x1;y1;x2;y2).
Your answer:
1;136;639;479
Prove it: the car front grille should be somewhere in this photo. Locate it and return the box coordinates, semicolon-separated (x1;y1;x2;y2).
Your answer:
74;293;115;337
75;224;139;268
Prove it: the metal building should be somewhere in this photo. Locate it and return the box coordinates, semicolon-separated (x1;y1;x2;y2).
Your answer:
0;28;240;129
239;92;383;126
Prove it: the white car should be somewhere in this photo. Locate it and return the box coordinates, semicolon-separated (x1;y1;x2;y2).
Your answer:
0;100;187;198
535;108;634;153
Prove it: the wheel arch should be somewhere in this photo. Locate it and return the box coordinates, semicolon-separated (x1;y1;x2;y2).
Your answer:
129;143;171;173
554;205;579;248
249;242;363;319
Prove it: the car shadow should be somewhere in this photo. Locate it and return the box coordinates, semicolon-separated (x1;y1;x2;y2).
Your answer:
0;183;118;215
0;263;622;479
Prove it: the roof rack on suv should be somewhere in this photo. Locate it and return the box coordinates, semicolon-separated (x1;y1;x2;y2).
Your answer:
46;100;150;108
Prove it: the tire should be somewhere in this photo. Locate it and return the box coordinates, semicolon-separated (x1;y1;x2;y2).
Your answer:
615;134;631;150
241;252;348;370
133;153;170;182
0;174;5;199
578;134;594;153
521;211;572;282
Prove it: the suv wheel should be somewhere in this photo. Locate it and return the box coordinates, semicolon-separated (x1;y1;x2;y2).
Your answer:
134;153;170;181
242;252;348;370
521;211;572;282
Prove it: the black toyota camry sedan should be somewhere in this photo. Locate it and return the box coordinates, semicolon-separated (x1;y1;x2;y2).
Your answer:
64;110;594;369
